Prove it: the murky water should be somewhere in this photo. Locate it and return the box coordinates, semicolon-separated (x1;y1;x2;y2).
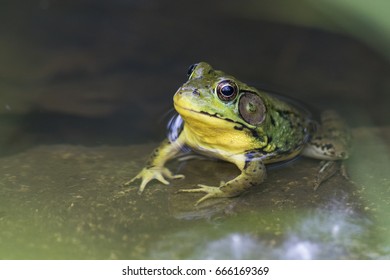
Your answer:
0;0;389;259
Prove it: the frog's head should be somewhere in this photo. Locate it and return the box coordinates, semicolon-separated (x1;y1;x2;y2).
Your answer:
173;62;267;131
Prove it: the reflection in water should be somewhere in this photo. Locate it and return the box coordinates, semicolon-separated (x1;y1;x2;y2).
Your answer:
200;202;370;259
150;198;376;259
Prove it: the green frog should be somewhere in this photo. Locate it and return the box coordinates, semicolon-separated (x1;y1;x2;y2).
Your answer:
125;62;350;205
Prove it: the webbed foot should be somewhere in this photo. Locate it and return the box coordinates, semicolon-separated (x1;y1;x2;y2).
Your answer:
124;167;184;193
313;160;352;190
179;184;226;205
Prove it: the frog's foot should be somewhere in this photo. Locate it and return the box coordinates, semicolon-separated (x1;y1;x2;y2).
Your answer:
124;167;185;194
179;184;226;206
314;160;357;190
313;161;338;190
340;162;351;181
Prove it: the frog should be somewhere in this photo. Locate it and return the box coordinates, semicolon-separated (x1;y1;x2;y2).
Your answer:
125;62;351;205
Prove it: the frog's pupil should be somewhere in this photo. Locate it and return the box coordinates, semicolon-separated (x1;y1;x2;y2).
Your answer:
216;80;238;101
221;85;234;97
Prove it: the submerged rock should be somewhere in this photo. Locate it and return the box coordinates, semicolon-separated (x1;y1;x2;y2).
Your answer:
0;127;388;259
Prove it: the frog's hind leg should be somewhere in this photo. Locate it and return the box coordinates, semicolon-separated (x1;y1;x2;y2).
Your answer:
302;110;350;160
302;110;351;189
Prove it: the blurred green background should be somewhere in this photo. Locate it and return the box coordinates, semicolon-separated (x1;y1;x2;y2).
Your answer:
229;0;390;60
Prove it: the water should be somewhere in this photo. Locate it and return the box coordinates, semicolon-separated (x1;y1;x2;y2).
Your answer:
0;0;389;260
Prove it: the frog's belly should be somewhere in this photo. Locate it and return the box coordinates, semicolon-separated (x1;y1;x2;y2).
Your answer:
262;148;302;164
191;143;302;168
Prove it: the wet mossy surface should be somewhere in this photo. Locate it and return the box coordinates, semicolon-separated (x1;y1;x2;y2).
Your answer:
0;127;388;259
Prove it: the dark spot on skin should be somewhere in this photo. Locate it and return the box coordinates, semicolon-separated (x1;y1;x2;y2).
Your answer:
250;130;260;139
234;125;244;131
312;141;322;148
276;110;291;120
273;146;282;154
253;132;267;143
276;110;304;129
270;116;276;126
323;143;334;150
192;89;200;96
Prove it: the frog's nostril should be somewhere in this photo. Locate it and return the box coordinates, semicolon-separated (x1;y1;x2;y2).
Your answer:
192;89;200;96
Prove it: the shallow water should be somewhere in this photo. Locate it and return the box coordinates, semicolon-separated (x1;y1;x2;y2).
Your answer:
0;0;389;259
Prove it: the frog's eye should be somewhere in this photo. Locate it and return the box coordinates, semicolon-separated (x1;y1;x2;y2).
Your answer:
187;63;198;78
216;80;238;101
238;92;266;126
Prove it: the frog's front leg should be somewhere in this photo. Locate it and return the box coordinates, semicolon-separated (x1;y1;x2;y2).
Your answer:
124;138;185;193
179;152;266;205
302;110;351;188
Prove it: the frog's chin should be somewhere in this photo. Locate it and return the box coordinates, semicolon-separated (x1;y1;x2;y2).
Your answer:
174;103;208;122
173;102;189;112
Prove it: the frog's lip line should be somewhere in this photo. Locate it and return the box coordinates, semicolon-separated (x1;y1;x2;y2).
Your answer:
174;103;210;117
174;102;253;129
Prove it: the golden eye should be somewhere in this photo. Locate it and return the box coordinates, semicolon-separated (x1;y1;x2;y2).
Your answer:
216;80;238;101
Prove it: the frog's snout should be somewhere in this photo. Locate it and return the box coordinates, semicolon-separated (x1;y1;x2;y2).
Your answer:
175;86;200;97
192;89;200;96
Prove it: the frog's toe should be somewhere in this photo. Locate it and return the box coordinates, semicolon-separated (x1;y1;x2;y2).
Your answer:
179;184;218;193
124;167;185;194
138;176;156;194
123;174;141;187
313;160;339;190
162;168;185;180
179;184;224;205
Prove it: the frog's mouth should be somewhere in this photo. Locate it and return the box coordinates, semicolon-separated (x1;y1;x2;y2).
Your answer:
174;102;253;131
175;103;223;120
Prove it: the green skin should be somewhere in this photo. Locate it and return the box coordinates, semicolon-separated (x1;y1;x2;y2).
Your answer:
125;62;350;205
